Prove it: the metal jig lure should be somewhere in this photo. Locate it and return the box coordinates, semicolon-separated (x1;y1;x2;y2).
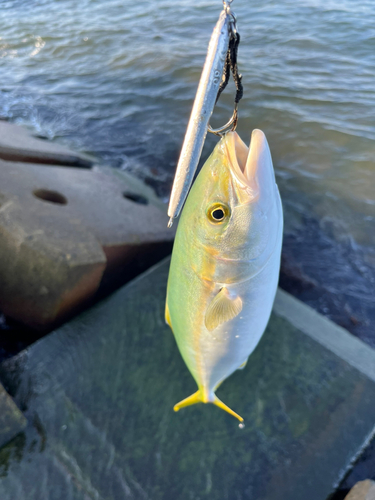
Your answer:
167;0;243;227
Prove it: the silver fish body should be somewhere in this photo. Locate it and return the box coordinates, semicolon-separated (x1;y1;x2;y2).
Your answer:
166;130;283;422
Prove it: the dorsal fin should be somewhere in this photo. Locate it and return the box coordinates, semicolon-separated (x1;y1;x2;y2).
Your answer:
205;287;242;332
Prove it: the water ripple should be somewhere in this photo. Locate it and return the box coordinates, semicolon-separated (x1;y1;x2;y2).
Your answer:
0;0;374;252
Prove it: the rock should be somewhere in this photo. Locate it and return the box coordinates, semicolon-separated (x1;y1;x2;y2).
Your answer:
1;259;375;500
0;160;174;329
345;480;375;500
0;121;93;168
0;382;27;449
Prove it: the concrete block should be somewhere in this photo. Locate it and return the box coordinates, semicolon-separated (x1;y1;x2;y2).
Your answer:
0;259;375;500
110;167;167;212
0;121;93;168
345;481;375;500
0;188;106;329
0;161;173;329
0;382;26;449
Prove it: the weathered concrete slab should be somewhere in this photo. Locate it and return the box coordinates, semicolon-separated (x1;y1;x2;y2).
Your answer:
339;438;375;496
0;161;173;329
0;186;107;330
110;167;168;212
0;121;93;168
0;161;173;246
0;381;27;449
0;259;375;500
345;480;375;500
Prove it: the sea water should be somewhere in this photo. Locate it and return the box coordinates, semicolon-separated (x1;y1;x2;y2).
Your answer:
1;0;374;342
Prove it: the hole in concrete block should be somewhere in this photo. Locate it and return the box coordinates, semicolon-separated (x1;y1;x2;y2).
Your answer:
33;189;68;205
32;134;49;140
123;191;149;205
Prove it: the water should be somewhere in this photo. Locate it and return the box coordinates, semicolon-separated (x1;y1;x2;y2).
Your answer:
0;0;375;343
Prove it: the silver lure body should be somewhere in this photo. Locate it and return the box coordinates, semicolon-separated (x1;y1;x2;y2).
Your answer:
167;9;231;223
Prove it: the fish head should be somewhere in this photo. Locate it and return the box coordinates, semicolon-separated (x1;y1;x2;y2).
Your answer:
180;129;283;283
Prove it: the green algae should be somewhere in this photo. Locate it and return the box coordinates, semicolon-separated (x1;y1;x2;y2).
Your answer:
0;259;375;500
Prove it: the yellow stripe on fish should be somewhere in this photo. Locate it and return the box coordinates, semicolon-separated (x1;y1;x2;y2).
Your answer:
165;130;283;423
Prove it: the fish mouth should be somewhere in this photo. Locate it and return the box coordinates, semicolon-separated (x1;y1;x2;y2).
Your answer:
223;129;274;204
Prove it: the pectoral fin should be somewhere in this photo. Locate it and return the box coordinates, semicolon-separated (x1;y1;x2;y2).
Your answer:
205;287;242;332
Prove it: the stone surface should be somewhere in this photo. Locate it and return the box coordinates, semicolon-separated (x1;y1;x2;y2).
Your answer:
0;186;107;330
345;480;375;500
112;167;168;212
0;161;174;329
338;439;375;497
1;259;375;500
0;381;27;449
0;121;93;168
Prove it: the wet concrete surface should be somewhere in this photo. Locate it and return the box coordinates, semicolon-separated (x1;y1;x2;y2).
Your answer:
0;381;27;450
1;259;375;500
0;120;93;168
331;438;375;500
1;214;373;498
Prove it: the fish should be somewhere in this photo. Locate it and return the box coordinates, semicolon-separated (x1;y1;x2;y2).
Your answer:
165;129;283;423
167;7;232;226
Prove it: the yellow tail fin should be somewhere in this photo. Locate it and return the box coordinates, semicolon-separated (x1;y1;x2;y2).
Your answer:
173;391;202;411
213;395;244;423
173;390;243;423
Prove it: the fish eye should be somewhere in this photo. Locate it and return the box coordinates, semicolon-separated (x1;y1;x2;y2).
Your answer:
207;203;230;224
212;208;224;220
